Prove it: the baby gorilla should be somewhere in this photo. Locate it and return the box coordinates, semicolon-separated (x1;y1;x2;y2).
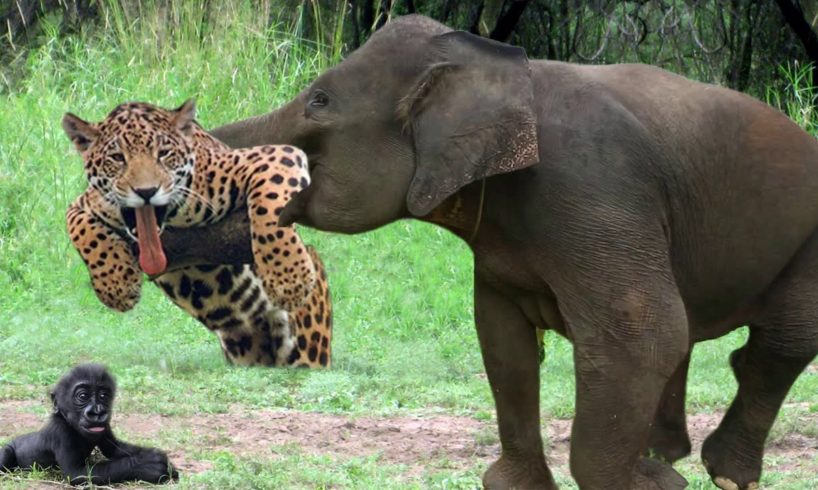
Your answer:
0;364;178;485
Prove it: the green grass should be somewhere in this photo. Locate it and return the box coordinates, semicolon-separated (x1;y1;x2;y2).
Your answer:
1;2;818;488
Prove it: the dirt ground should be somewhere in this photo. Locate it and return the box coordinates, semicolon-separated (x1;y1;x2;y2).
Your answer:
1;400;816;487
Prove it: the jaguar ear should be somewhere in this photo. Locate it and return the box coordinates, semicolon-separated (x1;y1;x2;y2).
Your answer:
62;113;99;153
172;99;196;136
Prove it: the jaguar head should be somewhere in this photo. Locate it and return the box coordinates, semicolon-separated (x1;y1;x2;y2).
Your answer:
62;100;198;275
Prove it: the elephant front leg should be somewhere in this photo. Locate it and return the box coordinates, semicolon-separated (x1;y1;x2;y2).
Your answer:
647;351;692;462
474;276;556;490
567;285;689;490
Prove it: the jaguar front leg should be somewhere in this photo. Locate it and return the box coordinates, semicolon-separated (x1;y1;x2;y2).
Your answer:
66;191;142;311
235;146;316;312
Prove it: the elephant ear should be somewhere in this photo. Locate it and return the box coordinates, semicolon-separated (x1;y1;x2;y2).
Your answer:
400;30;539;217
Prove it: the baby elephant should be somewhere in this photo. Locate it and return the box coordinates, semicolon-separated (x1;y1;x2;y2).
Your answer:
0;364;178;485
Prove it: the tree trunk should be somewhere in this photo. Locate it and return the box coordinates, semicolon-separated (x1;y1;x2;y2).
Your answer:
490;0;529;42
361;0;375;31
775;0;818;80
469;1;485;35
350;0;362;49
2;0;96;47
375;0;391;30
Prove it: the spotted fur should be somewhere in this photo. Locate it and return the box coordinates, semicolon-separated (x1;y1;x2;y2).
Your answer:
63;101;332;367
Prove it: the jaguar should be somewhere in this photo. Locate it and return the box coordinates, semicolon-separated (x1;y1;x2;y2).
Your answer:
63;100;332;367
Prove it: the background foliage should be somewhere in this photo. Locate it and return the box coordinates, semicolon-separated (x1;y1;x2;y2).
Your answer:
5;1;818;96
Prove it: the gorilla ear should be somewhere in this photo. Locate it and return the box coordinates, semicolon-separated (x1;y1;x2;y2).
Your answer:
50;390;58;413
172;99;196;136
62;113;99;153
400;31;539;217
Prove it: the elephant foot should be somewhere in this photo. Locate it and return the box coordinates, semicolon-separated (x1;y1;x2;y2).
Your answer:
701;431;762;490
482;455;557;490
711;477;759;490
647;425;692;463
632;457;688;490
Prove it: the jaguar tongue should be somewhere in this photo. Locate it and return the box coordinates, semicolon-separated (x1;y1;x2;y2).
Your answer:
135;205;167;275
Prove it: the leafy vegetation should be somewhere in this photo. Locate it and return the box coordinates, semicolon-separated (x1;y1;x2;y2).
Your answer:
5;1;818;97
0;2;817;488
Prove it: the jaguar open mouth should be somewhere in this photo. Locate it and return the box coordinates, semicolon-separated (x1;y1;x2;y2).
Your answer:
121;205;168;275
121;205;168;237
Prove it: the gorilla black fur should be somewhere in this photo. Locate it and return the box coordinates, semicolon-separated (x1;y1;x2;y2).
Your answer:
0;364;178;485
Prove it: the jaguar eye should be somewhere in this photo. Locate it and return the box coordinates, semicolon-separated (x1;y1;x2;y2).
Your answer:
309;91;329;108
157;149;171;159
110;153;125;163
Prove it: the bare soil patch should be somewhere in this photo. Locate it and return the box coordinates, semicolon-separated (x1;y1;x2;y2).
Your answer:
1;401;816;487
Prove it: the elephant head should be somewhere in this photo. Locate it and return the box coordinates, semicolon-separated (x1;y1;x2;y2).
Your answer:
211;15;539;234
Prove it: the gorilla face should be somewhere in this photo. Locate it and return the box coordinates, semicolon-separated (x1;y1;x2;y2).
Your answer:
52;364;115;439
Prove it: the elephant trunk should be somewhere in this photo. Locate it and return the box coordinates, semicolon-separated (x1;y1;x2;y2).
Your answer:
209;108;282;149
157;113;275;265
209;93;305;148
158;104;281;269
159;96;308;269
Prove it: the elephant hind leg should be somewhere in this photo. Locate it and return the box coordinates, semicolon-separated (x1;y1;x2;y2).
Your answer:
702;237;818;490
647;352;692;463
701;331;816;490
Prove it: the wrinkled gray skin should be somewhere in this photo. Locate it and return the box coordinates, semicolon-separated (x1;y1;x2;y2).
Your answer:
207;14;818;490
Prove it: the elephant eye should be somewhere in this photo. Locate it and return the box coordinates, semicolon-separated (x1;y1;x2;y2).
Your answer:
309;90;329;108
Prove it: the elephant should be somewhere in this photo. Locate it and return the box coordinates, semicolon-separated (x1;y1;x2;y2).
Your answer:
160;14;818;489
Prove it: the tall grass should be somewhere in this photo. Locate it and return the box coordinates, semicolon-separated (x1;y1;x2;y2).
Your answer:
0;0;483;416
766;61;818;135
0;1;341;304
